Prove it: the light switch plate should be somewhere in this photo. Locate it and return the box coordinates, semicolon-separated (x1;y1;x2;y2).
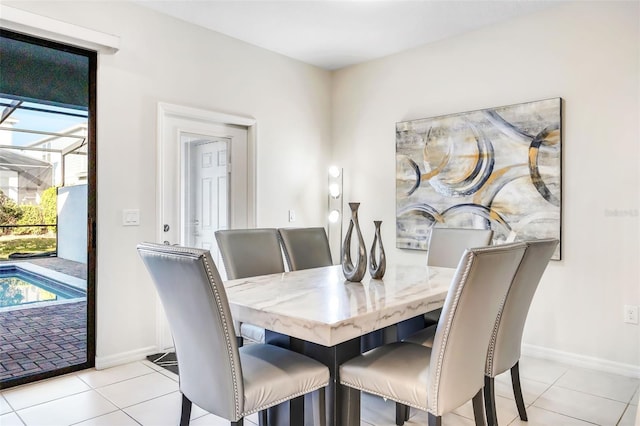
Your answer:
122;209;140;226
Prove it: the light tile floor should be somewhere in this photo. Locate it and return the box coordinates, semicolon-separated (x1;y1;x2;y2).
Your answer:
0;355;637;425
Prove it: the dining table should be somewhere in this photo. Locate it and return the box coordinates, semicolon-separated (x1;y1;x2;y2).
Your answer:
224;263;456;426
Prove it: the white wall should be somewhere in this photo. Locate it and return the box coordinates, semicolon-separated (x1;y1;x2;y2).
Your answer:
5;1;332;366
57;184;87;263
332;1;640;372
7;0;639;373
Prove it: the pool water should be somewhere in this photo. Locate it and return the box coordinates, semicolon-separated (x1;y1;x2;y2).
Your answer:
0;265;86;308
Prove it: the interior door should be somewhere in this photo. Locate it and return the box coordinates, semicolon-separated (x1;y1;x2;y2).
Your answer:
157;104;254;349
183;135;229;267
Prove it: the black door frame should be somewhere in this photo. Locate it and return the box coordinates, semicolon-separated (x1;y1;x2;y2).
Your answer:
0;29;96;388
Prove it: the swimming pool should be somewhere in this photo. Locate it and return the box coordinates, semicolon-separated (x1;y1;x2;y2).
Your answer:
0;264;86;309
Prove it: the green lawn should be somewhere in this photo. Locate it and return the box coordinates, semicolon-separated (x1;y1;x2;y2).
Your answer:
0;236;56;260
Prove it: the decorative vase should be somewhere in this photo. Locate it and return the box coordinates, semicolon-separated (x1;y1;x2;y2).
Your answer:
341;202;367;282
368;220;386;279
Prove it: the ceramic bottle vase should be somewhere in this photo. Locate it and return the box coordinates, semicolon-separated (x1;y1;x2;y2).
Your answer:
341;202;367;282
368;220;386;279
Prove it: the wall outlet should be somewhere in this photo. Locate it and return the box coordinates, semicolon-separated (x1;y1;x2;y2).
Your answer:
288;209;296;222
624;305;639;324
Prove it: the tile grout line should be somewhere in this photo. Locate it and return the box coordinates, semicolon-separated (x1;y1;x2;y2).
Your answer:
525;365;570;408
76;369;158;390
67;408;143;426
552;383;640;406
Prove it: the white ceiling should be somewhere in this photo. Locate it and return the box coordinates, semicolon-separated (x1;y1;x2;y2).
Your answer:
136;0;559;70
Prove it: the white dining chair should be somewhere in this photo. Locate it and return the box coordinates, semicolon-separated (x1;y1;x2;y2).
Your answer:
339;242;526;426
137;243;329;426
405;238;558;426
423;227;494;325
483;238;558;425
392;227;495;355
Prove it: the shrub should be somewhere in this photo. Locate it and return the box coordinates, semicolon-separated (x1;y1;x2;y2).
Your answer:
41;186;57;233
15;205;46;235
0;190;22;235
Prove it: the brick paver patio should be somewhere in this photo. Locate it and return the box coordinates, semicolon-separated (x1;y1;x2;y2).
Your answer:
0;301;86;382
0;258;87;384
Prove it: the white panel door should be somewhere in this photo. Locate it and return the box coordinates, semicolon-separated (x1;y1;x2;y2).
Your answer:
156;104;254;350
182;135;229;267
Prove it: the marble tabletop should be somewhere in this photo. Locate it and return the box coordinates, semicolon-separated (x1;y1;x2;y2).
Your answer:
224;264;455;347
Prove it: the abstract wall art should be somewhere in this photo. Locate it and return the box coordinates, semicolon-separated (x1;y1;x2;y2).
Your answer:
396;98;562;259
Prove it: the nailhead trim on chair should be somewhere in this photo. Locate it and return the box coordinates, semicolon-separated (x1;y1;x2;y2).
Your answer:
200;252;243;420
429;250;474;416
243;385;326;416
485;293;507;375
142;244;244;420
339;378;428;412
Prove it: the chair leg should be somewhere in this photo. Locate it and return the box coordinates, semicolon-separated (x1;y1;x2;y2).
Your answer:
231;420;244;426
340;387;361;425
395;403;407;425
258;410;267;426
237;336;244;347
428;413;442;426
317;387;327;426
511;362;528;421
289;395;304;424
472;389;486;426
484;376;498;426
180;394;192;426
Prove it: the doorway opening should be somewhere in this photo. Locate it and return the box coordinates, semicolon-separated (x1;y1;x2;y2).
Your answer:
155;103;256;349
181;134;230;268
0;29;96;388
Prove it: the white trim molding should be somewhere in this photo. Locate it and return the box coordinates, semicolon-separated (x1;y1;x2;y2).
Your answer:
155;102;257;350
522;343;640;379
95;346;157;370
0;5;120;53
156;102;257;243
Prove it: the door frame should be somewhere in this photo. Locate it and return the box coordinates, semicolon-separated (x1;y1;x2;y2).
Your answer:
155;102;256;349
0;29;96;389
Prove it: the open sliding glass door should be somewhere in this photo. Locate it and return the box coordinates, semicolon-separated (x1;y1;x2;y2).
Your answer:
0;29;96;388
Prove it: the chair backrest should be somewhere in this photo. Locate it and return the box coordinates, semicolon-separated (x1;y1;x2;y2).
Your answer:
215;228;285;279
428;242;526;416
278;227;333;271
137;243;244;421
486;238;558;377
427;227;494;268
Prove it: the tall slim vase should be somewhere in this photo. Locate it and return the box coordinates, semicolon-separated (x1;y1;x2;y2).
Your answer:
342;202;367;282
369;220;386;279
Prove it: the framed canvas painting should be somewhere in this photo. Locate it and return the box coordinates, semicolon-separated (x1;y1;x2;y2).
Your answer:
396;97;562;259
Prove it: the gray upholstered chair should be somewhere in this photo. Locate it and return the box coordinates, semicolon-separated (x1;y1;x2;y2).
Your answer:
215;228;285;279
483;238;558;425
137;243;329;426
405;239;558;426
423;227;494;325
276;227;333;426
214;228;285;344
339;242;527;426
277;227;333;271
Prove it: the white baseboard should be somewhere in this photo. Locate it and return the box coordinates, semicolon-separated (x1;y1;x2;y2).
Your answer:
522;343;640;379
94;345;158;370
94;343;640;379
